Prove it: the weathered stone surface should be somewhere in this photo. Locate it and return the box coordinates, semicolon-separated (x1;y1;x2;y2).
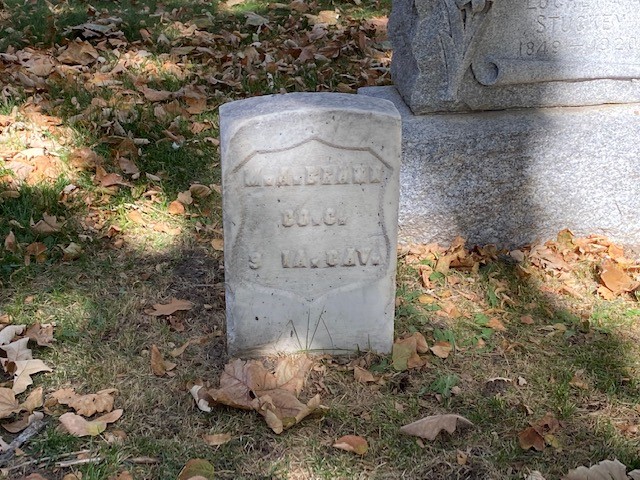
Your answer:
359;86;640;248
390;0;640;113
220;93;401;356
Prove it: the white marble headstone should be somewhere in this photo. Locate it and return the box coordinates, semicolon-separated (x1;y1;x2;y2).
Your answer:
220;93;401;356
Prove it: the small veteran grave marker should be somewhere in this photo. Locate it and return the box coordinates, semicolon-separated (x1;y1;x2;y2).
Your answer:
220;93;401;356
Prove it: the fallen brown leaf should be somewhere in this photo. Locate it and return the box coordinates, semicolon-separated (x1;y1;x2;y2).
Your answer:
0;388;21;419
31;213;63;234
150;345;176;376
4;231;17;253
145;298;193;316
25;322;55;346
52;388;117;416
177;459;215;480
168;200;186;215
400;414;473;440
59;409;123;437
211;238;224;251
203;433;232;446
333;435;368;455
353;366;375;383
600;259;638;295
430;341;452;359
2;410;44;433
9;359;52;394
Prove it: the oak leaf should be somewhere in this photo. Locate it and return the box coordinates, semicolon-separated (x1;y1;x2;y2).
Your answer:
31;214;63;234
52;388;116;416
9;359;53;394
253;392;320;434
150;345;176;376
0;325;24;345
59;409;123;437
0;388;21;419
400;414;473;440
25;323;55;346
333;435;368;455
145;298;193;316
2;411;44;433
1;337;32;364
21;386;43;413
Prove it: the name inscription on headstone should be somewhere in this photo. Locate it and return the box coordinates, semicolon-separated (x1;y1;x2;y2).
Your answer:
388;0;640;112
233;139;390;298
220;93;400;355
473;0;640;86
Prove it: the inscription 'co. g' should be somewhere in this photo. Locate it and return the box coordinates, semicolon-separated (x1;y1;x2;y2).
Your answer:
282;208;347;227
244;164;384;187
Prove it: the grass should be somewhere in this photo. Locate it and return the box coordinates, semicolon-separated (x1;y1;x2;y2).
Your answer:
1;0;640;478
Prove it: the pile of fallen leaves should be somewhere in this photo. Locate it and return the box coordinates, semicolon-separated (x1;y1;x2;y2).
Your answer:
0;320;123;447
402;230;640;301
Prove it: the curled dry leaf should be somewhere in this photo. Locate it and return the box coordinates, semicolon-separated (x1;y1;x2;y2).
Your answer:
31;213;63;234
25;322;55;346
400;414;474;441
353;366;376;383
430;341;452;359
2;410;44;433
145;298;193;316
177;459;216;480
333;435;368;455
600;259;638;295
168;200;186;215
193;357;318;433
4;231;17;253
211;238;224;251
59;409;123;437
0;325;25;345
518;412;561;451
203;433;232;446
392;333;428;371
565;459;640;480
177;190;193;206
189;184;211;198
150;345;176;377
52;388;117;416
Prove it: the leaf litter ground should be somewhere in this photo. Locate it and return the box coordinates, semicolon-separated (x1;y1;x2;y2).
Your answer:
1;0;640;478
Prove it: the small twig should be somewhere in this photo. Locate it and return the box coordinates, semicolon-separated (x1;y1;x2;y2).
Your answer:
0;419;46;467
126;456;160;464
55;457;102;468
5;449;92;473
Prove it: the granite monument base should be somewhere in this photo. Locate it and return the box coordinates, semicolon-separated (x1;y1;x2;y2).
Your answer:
359;86;640;249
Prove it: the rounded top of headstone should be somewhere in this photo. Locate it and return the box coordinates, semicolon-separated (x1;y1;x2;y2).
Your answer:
219;92;401;121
